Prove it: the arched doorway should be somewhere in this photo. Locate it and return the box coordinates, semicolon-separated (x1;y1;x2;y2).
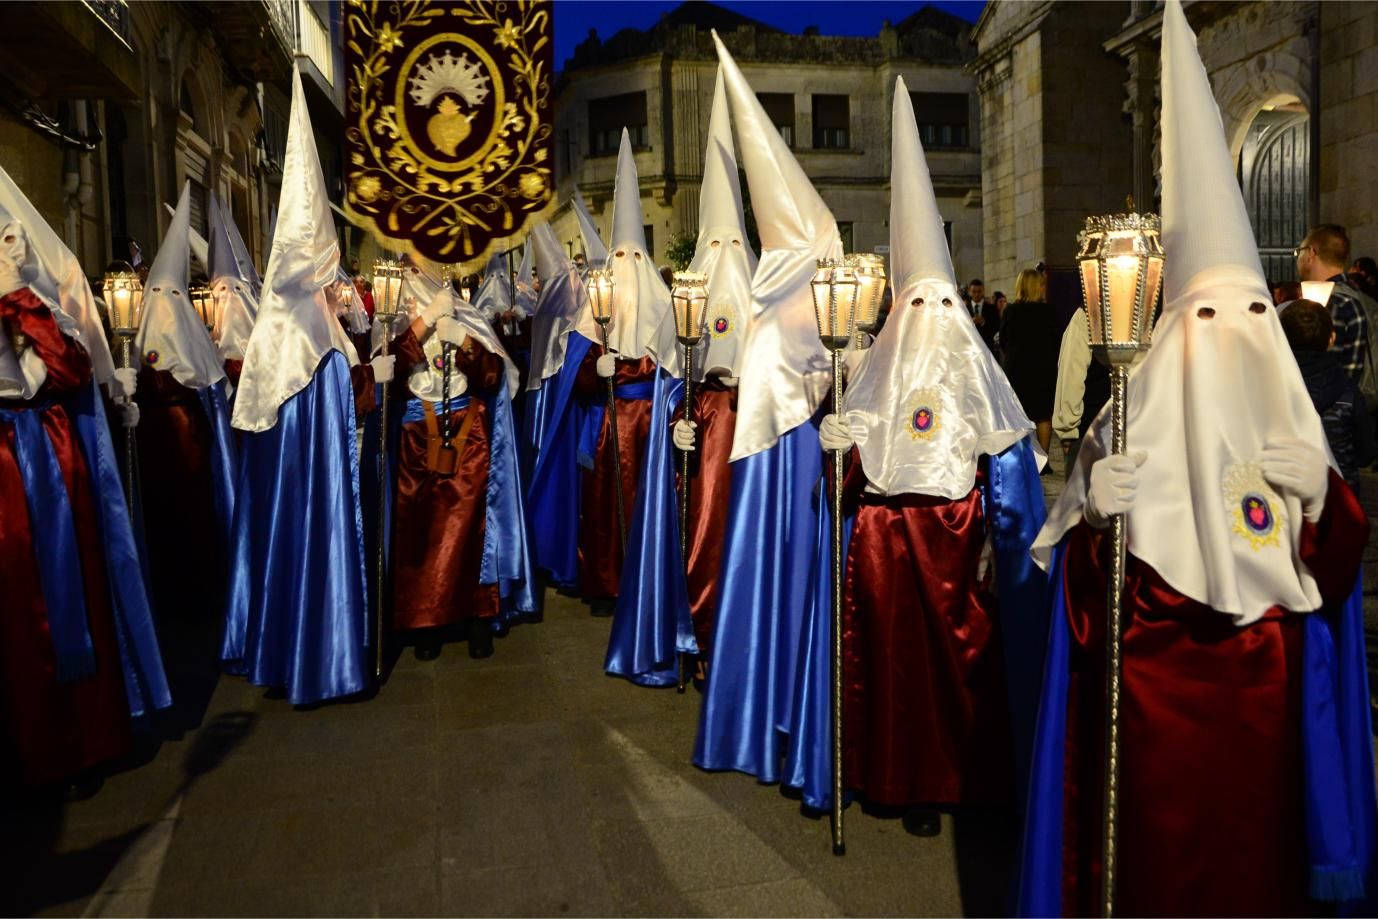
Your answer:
1239;101;1310;283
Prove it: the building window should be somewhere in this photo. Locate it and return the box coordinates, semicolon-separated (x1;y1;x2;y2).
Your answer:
757;92;795;148
911;92;970;149
589;92;648;157
812;94;850;150
837;221;854;252
643;224;654;255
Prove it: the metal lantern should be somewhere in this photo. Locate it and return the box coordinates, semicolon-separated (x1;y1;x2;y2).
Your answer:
585;267;616;325
103;270;145;337
1076;210;1163;368
811;258;861;350
671;270;709;345
189;284;216;331
1074;202;1163;919
371;258;404;323
583;263;627;552
849;253;887;335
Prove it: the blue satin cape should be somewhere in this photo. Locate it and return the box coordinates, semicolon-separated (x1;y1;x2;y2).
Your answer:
782;439;1047;811
605;370;696;687
526;333;592;586
1014;553;1377;916
221;351;370;705
195;379;238;547
692;418;823;783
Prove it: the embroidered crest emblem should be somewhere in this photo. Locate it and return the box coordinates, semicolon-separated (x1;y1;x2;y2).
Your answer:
145;350;160;366
433;354;446;371
709;302;734;338
1223;462;1285;551
907;388;941;440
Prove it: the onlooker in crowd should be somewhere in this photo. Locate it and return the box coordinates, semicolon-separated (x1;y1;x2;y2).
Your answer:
1280;298;1376;493
998;268;1061;455
993;290;1008;314
1271;279;1301;307
1297;224;1370;384
352;274;375;320
1350;256;1378;299
659;265;675;288
965;277;1000;351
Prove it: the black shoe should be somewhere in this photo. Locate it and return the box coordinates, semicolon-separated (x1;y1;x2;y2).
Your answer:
590;599;615;618
413;637;442;662
468;621;494;659
902;808;942;838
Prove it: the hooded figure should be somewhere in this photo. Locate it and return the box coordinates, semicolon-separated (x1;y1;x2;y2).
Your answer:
784;81;1048;820
221;66;393;705
572;184;608;271
381;265;535;660
567;129;678;611
525;220;595;586
0;183;169;787
133;183;238;615
1015;2;1375;914
207;191;258;387
692;32;842;785
607;66;757;686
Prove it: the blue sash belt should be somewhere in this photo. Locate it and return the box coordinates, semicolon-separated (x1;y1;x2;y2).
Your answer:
402;394;472;425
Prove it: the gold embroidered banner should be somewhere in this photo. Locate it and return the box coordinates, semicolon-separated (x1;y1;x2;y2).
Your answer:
344;0;553;267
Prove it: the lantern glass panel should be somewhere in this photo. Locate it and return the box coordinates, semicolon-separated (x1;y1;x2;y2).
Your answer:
1081;259;1104;345
103;273;145;335
851;254;887;331
371;259;404;318
671;271;708;341
1105;255;1142;344
586;269;615;322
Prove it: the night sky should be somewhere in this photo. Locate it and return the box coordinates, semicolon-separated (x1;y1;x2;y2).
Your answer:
553;1;987;70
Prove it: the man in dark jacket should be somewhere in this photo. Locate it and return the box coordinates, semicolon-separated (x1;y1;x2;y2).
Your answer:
1280;298;1377;493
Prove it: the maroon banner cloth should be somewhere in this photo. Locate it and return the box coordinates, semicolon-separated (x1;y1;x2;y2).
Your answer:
1057;472;1368;917
0;289;132;786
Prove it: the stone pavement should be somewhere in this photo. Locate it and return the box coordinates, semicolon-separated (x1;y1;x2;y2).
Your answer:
4;449;1376;918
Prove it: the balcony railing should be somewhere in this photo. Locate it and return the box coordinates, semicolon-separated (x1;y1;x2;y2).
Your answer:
265;0;335;87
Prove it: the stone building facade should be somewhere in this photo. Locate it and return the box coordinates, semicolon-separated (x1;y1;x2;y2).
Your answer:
973;0;1378;292
550;2;985;282
0;0;344;285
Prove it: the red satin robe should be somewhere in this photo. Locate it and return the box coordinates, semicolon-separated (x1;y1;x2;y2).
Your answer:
672;380;736;651
134;367;220;614
574;346;657;601
1058;472;1368;917
0;288;133;785
223;359;242;387
390;328;503;630
840;457;1013;808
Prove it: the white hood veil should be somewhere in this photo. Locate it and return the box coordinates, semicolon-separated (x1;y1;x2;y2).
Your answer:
0;164;117;387
514;242;536;317
231;66;358;433
687;67;757;381
0;214;51;399
1032;0;1331;624
711;31;844;460
208;191;259;362
473;252;513;320
574;130;678;371
403;262;521;402
843;79;1034;500
527;220;585;389
134;182;226;389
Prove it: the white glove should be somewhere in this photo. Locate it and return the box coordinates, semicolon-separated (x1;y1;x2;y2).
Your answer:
720;376;739;388
0;222;27;297
120;402;140;428
819;413;854;453
1261;438;1329;522
111;367;137;402
419;296;452;328
435;316;468;348
596;353;617;378
1085;449;1148;529
673;419;696;452
370;354;396;384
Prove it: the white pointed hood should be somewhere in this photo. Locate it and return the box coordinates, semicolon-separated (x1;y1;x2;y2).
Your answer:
207;191;259;362
0;164;116;387
406;265;521;402
231;65;357;433
166;201;210;275
528;220;586;388
473;251;513;319
514;241;536;316
843;80;1033;500
574;129;678;369
687;66;757;381
712;31;843;459
1033;0;1330;624
572;185;608;266
0;218;48;399
134;183;225;389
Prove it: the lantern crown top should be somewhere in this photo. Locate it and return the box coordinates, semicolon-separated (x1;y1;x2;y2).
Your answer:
1079;211;1161;240
672;270;708;288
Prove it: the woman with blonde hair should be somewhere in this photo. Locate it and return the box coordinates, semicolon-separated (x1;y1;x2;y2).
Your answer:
998;267;1060;455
